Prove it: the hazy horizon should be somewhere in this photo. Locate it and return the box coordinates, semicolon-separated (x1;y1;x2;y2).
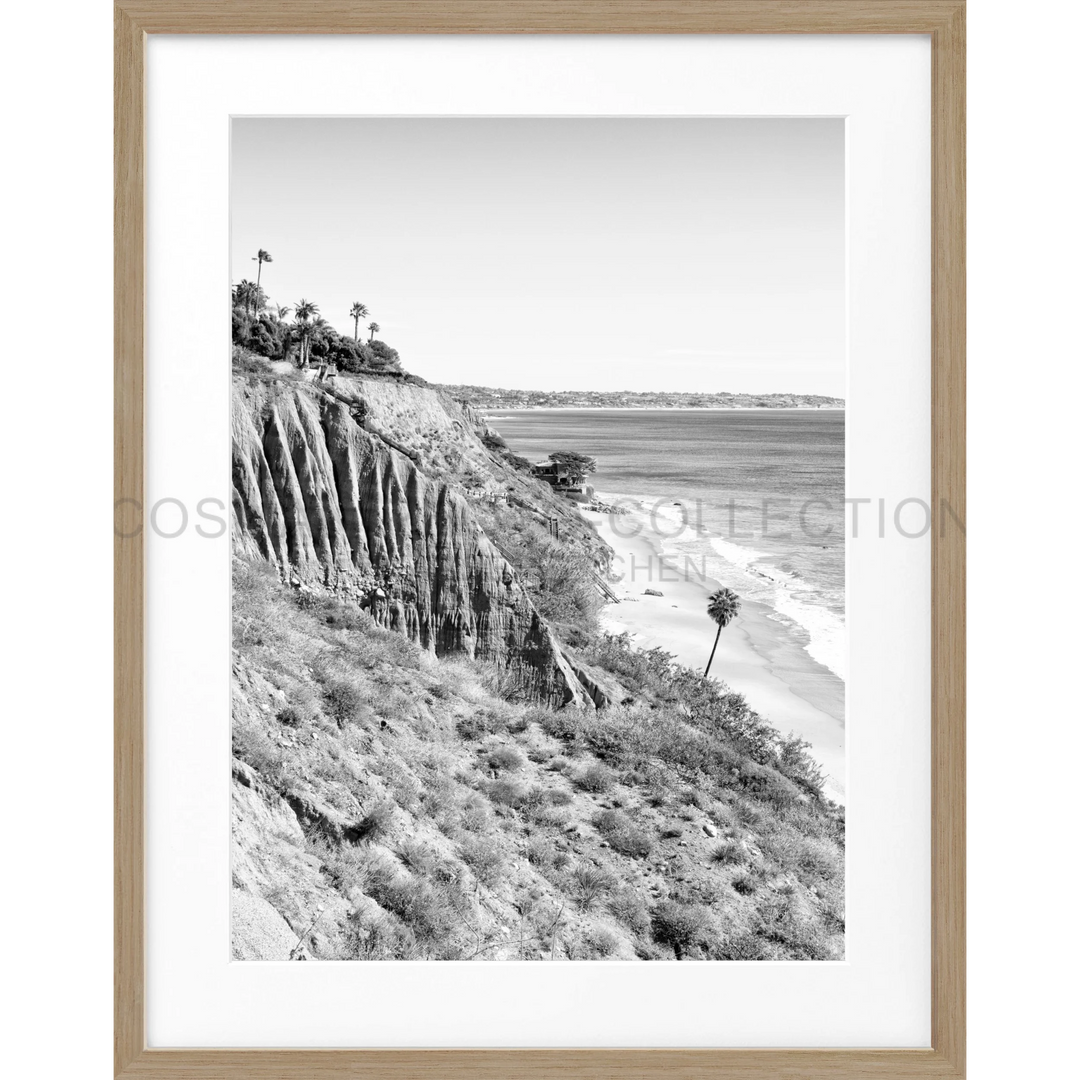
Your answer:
231;118;845;396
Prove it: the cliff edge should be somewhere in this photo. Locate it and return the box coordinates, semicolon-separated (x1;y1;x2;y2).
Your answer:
232;371;596;706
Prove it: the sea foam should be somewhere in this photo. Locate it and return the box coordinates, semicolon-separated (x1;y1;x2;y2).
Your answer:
612;495;847;682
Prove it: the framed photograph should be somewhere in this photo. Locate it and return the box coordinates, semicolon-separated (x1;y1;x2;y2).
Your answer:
115;2;964;1076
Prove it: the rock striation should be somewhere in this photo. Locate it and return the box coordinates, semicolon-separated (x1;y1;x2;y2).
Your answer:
232;377;590;706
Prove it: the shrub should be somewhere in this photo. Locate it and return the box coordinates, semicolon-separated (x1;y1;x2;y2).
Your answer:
384;771;422;812
796;837;842;879
756;892;833;960
367;875;457;944
459;836;506;886
524;803;571;829
606;888;651;936
323;678;364;726
633;940;666;961
324;844;397;894
731;873;756;896
710;840;748;866
367;339;402;369
751;769;802;812
506;712;532;736
232;310;287;360
342;910;420;960
456;713;487;741
548;788;574;807
232;345;273;376
457;792;493;832
576;763;615;793
577;634;797;770
679;787;708;810
232;722;282;783
583;925;619;958
486;779;530;809
777;733;828;796
525;836;557;868
568;864;615;910
420;778;456;818
486;745;525;773
335;342;373;374
593;809;653;858
395;839;437;876
526;741;556;764
321;602;373;633
734;800;767;829
651;901;712;958
504;452;533;473
276;705;302;727
348;801;395;844
456;706;510;741
718;932;774;961
291;588;323;612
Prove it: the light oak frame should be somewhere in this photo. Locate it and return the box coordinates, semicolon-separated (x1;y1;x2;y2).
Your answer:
111;4;972;1075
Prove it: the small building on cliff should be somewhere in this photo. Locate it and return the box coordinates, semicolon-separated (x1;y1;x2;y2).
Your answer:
532;459;593;503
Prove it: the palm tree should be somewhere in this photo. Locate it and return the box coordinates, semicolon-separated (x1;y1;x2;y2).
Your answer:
367;321;380;342
703;587;741;677
293;299;319;367
234;279;260;315
349;301;369;341
275;304;292;322
310;316;331;363
252;249;272;293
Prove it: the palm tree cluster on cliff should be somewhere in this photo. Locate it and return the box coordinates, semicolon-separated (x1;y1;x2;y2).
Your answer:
292;298;319;368
349;302;369;341
231;248;401;375
704;587;741;677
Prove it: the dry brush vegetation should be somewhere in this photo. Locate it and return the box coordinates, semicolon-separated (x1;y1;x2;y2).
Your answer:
232;557;844;962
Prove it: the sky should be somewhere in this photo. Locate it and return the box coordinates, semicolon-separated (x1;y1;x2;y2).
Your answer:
231;118;845;396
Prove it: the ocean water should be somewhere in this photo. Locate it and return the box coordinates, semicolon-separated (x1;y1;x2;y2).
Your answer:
488;409;846;680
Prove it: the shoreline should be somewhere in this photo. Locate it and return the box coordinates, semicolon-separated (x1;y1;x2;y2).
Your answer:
581;496;846;803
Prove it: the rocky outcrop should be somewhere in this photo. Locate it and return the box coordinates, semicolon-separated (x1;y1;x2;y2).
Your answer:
232;377;589;706
564;653;634;710
231;890;307;961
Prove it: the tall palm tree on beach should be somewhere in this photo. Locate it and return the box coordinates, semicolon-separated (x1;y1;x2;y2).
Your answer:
252;249;272;293
349;301;369;341
703;587;741;678
367;321;380;342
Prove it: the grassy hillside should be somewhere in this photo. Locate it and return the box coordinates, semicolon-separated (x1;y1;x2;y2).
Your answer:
232;558;844;961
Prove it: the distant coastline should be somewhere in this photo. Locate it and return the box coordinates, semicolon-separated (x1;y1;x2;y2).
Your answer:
438;384;845;411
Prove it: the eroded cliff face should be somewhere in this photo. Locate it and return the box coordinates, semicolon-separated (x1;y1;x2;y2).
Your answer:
232;375;588;706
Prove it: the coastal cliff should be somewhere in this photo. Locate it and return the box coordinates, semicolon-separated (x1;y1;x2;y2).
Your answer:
230;361;844;964
232;374;590;706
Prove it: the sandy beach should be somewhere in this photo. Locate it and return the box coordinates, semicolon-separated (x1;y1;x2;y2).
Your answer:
582;496;846;802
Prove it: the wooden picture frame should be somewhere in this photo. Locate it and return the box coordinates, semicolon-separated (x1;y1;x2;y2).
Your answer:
115;2;965;1076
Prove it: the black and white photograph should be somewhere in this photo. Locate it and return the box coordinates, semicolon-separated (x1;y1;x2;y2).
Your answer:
230;117;846;962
